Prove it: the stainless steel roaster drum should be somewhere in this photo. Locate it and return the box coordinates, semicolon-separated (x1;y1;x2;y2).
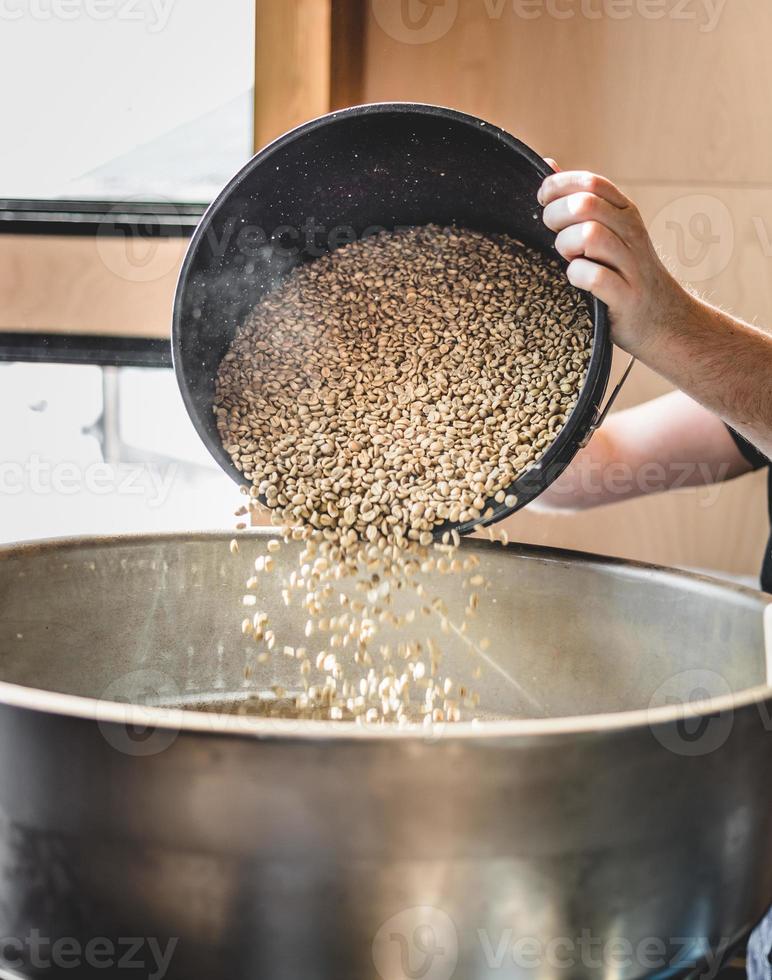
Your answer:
0;533;770;979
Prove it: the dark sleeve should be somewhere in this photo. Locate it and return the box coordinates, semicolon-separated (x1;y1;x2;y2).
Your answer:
726;425;769;471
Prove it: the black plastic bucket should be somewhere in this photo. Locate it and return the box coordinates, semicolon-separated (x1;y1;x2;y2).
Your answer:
173;102;612;530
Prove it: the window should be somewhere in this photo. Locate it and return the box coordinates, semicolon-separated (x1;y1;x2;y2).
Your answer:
0;0;364;540
1;0;255;203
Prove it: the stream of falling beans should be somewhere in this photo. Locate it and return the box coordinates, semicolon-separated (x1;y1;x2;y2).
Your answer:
229;516;492;726
215;226;592;724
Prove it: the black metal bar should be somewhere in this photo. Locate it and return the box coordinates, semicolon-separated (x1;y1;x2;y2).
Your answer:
0;199;205;237
0;333;172;368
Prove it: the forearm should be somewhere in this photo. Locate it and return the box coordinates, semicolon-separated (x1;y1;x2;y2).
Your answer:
534;426;616;510
536;391;752;511
633;289;772;459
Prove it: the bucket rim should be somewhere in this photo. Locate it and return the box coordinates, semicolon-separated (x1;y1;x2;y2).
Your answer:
171;101;614;528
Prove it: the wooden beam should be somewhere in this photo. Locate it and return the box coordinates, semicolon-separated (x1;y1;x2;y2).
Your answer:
253;0;333;152
330;0;366;111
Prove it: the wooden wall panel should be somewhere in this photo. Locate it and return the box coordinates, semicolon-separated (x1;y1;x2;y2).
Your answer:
364;0;772;184
0;235;186;338
364;0;771;577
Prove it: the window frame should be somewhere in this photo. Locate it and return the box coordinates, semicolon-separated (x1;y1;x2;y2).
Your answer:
0;199;204;368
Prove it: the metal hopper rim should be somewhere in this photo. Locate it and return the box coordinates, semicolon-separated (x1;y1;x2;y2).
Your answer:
0;530;769;742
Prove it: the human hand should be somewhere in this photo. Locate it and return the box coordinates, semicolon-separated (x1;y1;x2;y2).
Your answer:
538;165;694;358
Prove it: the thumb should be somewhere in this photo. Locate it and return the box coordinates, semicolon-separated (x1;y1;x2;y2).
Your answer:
544;157;561;172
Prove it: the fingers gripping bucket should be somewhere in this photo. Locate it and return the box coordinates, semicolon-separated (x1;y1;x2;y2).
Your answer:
173;103;617;529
